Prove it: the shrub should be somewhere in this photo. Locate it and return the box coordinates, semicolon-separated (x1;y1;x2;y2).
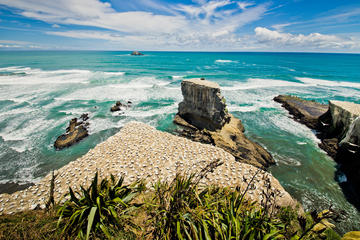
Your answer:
57;172;145;239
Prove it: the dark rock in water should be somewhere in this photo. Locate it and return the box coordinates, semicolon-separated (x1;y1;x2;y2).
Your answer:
131;51;144;56
0;182;34;194
81;113;89;121
174;78;274;169
54;115;90;149
110;101;123;112
274;95;328;129
111;100;132;112
274;95;360;209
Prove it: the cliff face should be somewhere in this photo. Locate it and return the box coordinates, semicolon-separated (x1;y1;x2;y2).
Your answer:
274;95;360;209
178;79;230;131
329;100;360;140
175;79;274;169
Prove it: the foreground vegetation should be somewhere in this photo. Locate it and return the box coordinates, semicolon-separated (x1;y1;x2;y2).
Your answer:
0;161;343;240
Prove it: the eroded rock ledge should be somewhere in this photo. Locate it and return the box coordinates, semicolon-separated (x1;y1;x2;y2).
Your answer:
174;79;274;169
274;95;360;209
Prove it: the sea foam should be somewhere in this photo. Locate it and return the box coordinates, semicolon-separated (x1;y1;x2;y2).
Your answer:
215;59;237;63
296;77;360;89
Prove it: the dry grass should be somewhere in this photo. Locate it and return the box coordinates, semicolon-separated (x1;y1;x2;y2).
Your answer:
0;209;63;240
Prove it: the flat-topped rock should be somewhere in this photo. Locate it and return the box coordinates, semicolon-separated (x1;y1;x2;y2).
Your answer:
0;122;296;215
178;78;230;131
330;100;360;116
274;95;328;129
183;78;220;89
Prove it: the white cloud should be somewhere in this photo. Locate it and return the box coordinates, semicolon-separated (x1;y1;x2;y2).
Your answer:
271;23;293;31
238;1;254;10
47;31;124;42
0;0;187;34
3;0;267;49
255;27;360;49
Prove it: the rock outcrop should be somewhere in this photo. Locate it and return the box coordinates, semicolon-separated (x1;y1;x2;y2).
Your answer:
110;101;123;112
110;101;132;112
178;79;230;131
174;79;274;169
274;95;328;129
274;95;360;209
54;114;89;149
131;51;144;56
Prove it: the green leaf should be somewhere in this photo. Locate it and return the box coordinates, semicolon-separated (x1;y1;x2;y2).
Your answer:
177;221;184;240
86;206;97;240
263;230;280;240
99;222;112;239
69;187;80;206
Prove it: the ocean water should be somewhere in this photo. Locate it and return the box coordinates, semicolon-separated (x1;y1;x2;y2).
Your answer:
0;51;359;232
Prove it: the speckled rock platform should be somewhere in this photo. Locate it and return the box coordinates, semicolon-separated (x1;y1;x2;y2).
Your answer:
0;122;296;215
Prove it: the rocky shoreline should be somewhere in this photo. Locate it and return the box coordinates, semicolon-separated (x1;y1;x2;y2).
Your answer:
274;95;360;210
0;122;296;215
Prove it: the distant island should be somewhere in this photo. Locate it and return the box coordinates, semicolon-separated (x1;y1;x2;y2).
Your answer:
131;51;144;56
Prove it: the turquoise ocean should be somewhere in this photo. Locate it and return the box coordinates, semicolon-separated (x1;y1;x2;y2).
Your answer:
0;51;359;232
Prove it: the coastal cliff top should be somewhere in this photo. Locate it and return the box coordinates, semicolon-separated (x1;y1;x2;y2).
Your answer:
0;121;295;215
183;78;220;89
329;100;360;116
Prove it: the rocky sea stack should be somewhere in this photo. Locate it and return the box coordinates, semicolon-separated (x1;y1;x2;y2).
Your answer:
274;95;360;209
174;79;274;169
54;114;89;149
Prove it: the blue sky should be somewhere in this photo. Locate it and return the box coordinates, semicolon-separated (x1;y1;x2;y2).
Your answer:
0;0;359;52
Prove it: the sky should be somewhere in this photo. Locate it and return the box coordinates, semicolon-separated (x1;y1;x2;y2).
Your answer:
0;0;359;52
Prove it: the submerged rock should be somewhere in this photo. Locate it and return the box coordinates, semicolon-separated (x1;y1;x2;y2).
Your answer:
274;95;360;209
174;78;274;169
54;114;89;149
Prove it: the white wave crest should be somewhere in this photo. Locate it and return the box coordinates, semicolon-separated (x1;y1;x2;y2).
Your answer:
171;75;183;80
102;71;125;76
296;77;360;89
221;78;304;91
0;66;92;85
228;105;258;112
215;59;237;63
